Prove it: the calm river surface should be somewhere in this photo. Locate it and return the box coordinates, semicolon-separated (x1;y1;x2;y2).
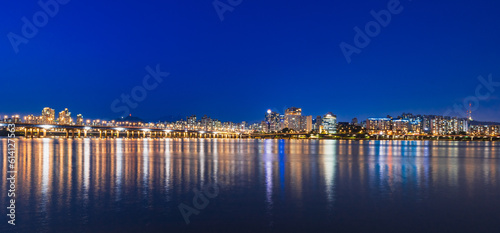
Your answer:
1;138;500;232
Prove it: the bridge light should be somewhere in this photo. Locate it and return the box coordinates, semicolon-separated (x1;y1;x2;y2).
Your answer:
84;127;92;130
115;128;125;131
40;125;53;129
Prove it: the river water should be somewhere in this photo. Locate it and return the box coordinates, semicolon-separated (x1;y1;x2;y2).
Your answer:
1;138;499;232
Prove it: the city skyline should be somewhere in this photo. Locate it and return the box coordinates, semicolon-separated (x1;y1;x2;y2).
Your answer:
3;105;499;137
0;99;495;124
0;104;488;124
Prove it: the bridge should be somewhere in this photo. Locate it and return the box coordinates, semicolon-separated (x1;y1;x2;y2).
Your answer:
247;132;500;141
0;123;242;139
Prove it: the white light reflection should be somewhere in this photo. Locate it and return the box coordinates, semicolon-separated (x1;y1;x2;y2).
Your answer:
448;141;459;187
165;139;172;200
200;139;205;187
378;141;388;192
322;140;337;208
213;139;219;185
142;139;150;197
264;140;274;211
115;139;123;201
83;138;90;204
41;138;51;212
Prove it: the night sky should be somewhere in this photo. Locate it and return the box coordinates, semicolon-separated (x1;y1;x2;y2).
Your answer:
2;0;500;123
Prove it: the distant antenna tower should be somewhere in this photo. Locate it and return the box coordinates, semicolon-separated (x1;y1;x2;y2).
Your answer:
467;102;473;121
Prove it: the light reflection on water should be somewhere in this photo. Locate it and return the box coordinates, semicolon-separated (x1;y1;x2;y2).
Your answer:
1;138;500;232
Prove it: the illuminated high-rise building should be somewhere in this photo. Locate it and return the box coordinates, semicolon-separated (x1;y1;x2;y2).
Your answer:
76;114;84;126
187;115;197;129
314;116;322;132
58;108;73;125
366;118;392;134
201;115;212;130
321;112;337;134
284;107;302;131
285;107;302;116
265;109;281;133
42;107;55;124
283;107;313;132
304;115;313;132
391;119;409;135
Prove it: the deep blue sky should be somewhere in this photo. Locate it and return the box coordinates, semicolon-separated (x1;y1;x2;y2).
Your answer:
2;0;500;123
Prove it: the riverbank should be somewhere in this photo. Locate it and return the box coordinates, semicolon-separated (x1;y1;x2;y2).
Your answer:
10;133;491;141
